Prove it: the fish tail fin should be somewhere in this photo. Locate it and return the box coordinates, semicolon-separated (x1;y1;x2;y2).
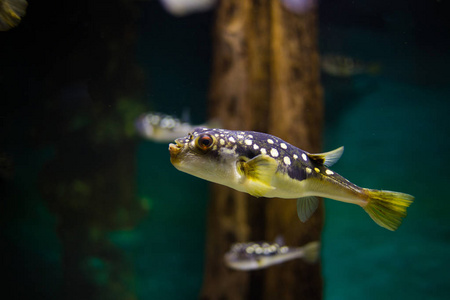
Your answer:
302;241;320;263
362;189;414;231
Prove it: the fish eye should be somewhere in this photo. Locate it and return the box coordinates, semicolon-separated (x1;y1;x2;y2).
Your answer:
196;134;214;151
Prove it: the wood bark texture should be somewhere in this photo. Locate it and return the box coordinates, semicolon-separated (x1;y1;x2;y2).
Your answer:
201;0;323;299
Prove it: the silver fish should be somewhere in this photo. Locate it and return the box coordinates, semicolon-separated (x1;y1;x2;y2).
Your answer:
280;0;317;15
321;54;381;77
225;238;320;271
168;128;414;231
159;0;217;17
135;112;215;143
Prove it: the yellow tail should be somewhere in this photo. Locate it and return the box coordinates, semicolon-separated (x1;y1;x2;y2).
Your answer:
363;189;414;231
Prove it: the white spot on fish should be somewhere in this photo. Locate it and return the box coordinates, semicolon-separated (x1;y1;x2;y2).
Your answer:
314;167;320;173
325;169;334;175
214;134;219;137
245;139;252;145
149;115;160;124
253;144;259;150
306;167;312;174
293;154;298;159
220;139;225;145
161;118;175;128
240;131;245;135
283;156;291;165
267;139;274;144
220;134;225;137
302;153;308;161
270;148;279;157
229;137;236;143
237;134;244;139
247;134;253;139
219;145;238;156
280;143;287;149
260;148;267;155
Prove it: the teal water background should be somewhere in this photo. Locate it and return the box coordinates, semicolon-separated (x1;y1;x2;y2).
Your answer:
319;2;450;297
2;0;450;299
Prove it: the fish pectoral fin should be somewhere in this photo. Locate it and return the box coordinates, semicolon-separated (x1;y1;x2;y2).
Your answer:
297;196;320;222
307;146;344;167
243;179;276;198
237;154;277;197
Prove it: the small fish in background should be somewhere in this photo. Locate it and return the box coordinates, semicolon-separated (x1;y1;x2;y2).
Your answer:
225;237;320;271
169;128;414;231
280;0;317;15
0;0;27;31
136;112;218;143
159;0;217;17
320;54;382;78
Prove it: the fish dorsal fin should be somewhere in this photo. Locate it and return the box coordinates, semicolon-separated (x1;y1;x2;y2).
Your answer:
297;196;319;222
237;154;277;197
181;107;191;123
274;235;285;246
307;146;344;167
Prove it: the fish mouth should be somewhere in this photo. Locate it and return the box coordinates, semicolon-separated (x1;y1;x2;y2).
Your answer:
168;141;184;163
168;143;182;155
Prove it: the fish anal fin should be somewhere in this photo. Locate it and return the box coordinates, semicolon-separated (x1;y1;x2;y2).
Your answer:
307;146;344;167
237;154;278;197
297;196;320;222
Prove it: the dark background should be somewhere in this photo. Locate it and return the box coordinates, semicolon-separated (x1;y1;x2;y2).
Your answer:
1;0;449;299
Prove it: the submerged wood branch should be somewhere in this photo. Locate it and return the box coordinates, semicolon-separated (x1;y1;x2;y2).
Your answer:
202;0;323;299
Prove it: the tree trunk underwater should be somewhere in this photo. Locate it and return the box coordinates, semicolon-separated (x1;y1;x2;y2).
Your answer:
201;0;323;299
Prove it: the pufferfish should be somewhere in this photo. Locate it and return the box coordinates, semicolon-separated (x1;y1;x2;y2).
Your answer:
224;238;320;271
168;128;414;231
135;111;220;143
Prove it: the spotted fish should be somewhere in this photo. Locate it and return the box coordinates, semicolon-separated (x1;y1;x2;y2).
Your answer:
321;54;381;77
168;128;414;231
135;112;219;143
225;238;320;271
135;112;194;143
